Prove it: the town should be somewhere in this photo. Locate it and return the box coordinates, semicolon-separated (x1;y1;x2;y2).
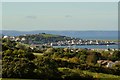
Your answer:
2;33;118;47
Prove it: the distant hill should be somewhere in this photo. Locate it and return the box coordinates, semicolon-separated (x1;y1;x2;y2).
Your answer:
16;33;71;44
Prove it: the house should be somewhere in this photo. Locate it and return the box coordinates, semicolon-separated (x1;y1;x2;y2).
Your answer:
21;37;26;41
114;61;120;64
3;35;9;39
97;60;113;67
9;36;15;41
97;60;103;64
106;61;114;68
15;37;20;41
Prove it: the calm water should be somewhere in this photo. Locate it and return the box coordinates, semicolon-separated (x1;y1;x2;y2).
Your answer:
53;45;119;49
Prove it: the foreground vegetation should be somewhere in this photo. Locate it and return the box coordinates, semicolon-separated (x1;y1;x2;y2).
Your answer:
59;68;120;79
1;38;120;79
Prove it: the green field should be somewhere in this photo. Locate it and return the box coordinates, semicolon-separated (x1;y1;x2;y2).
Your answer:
40;33;59;38
82;70;120;79
58;68;120;79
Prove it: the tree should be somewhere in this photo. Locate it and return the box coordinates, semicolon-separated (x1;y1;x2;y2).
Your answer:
15;43;27;50
2;58;36;78
110;51;120;61
33;57;62;79
44;48;54;57
2;49;36;78
69;57;80;64
86;52;100;64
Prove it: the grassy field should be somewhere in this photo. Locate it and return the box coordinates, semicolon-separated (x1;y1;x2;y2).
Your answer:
1;68;120;80
40;33;59;38
58;68;120;80
33;53;43;56
82;70;120;79
33;53;43;58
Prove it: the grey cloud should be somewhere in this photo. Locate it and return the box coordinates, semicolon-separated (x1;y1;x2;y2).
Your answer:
26;16;37;19
65;15;72;18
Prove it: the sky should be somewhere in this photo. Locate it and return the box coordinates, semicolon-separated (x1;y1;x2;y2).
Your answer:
1;0;119;2
1;2;118;31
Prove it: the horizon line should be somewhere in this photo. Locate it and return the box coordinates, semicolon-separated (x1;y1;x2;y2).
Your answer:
1;30;119;32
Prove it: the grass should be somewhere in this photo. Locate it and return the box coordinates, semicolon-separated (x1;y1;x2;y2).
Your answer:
40;34;59;38
58;67;120;79
33;53;43;56
1;68;120;80
33;53;43;58
82;70;120;79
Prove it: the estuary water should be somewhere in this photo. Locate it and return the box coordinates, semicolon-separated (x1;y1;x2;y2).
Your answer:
53;45;119;49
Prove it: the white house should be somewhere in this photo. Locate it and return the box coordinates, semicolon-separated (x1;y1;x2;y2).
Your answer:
106;61;114;68
21;37;26;41
15;37;20;41
3;35;9;39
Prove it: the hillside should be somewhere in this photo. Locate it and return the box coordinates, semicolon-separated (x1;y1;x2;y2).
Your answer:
16;33;72;44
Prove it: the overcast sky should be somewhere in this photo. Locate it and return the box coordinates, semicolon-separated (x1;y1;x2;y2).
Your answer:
2;2;118;31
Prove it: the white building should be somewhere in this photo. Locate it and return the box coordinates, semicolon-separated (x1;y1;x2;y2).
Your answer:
3;35;9;39
21;37;26;41
106;61;114;68
15;37;20;41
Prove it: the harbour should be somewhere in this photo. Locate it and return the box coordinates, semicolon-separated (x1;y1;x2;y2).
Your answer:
53;44;119;49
